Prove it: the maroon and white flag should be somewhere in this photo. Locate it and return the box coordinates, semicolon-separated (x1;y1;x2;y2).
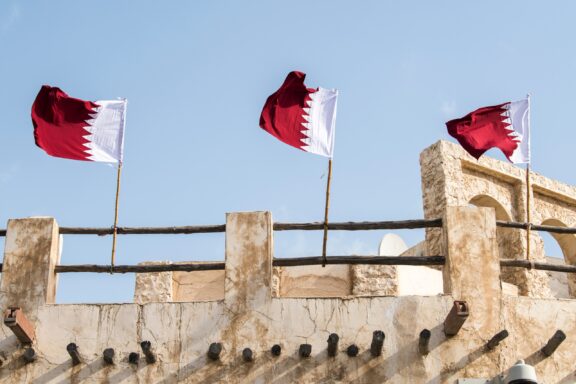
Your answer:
259;71;338;158
446;98;530;164
32;85;127;163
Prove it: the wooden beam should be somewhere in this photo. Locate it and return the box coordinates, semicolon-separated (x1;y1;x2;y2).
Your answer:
500;260;576;273
496;221;576;234
443;301;469;337
52;219;443;236
273;255;446;267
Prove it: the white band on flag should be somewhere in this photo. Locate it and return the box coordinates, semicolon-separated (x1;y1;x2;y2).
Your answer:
508;98;530;164
83;99;127;163
302;87;338;158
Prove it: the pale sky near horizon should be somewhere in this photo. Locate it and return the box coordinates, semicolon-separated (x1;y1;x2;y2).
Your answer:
1;1;574;302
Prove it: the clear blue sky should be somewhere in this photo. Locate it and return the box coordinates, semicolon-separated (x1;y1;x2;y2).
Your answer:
1;1;574;302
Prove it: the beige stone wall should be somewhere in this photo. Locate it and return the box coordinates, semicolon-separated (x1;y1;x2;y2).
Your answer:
1;208;576;383
421;140;576;299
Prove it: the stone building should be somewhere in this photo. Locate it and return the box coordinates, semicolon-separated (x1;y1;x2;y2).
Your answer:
0;140;575;383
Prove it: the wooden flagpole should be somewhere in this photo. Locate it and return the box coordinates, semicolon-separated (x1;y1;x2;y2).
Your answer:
110;162;123;272
525;94;532;261
525;163;531;260
322;159;333;267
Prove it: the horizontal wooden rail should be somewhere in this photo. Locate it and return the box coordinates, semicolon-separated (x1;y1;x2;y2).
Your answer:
3;219;576;237
496;221;576;234
0;256;574;274
50;219;443;235
274;219;442;231
500;259;576;273
59;225;226;235
273;255;445;266
56;262;226;273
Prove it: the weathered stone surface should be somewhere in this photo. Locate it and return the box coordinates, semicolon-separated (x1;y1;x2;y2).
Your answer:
173;269;224;302
2;139;576;382
277;264;351;297
420;140;576;298
0;217;60;323
134;261;173;303
352;264;397;296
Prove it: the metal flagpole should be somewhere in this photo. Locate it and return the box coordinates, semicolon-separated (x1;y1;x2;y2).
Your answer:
525;163;531;260
110;162;123;272
322;159;333;267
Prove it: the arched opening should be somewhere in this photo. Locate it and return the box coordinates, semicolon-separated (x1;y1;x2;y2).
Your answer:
541;218;576;298
469;195;527;296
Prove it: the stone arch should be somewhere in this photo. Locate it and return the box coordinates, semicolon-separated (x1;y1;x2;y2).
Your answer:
541;218;576;297
469;194;528;295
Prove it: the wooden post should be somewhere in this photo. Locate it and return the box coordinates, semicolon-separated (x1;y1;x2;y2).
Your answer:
322;159;333;267
327;333;339;357
526;164;531;260
370;330;385;357
486;330;509;350
418;329;431;355
110;162;123;272
541;330;566;356
66;343;82;365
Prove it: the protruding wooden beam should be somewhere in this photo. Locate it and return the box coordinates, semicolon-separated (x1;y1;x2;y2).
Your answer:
346;344;359;357
271;344;282;357
242;348;253;362
541;330;566;356
370;330;385;357
103;348;115;365
140;341;156;364
4;307;35;344
299;344;312;358
443;301;469;337
128;352;140;365
486;330;509;350
418;329;431;355
66;343;82;365
327;333;339;357
208;343;222;361
22;348;36;364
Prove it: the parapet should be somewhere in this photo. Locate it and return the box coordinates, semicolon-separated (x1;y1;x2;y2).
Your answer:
0;142;574;382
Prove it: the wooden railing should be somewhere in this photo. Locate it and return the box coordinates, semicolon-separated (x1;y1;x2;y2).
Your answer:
1;218;575;274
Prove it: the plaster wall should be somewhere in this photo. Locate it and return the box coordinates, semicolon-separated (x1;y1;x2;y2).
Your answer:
1;208;576;383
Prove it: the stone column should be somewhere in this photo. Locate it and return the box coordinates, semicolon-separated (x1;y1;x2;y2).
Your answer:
1;217;60;322
442;206;503;377
443;207;502;330
224;211;273;312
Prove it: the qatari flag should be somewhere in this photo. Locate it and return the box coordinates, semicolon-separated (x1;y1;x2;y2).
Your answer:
259;71;338;158
446;98;530;164
32;85;127;163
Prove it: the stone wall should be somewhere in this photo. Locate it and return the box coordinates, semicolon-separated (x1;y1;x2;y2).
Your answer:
1;208;575;383
420;140;576;299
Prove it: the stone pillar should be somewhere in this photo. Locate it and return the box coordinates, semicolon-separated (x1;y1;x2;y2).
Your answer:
443;207;501;331
1;217;60;322
442;206;503;377
420;141;466;257
225;211;273;311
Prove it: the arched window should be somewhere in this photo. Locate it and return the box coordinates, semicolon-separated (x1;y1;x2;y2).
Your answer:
541;219;576;298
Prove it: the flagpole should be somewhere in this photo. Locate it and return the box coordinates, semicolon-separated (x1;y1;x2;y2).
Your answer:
322;159;333;268
525;163;531;260
525;93;532;261
110;162;123;272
